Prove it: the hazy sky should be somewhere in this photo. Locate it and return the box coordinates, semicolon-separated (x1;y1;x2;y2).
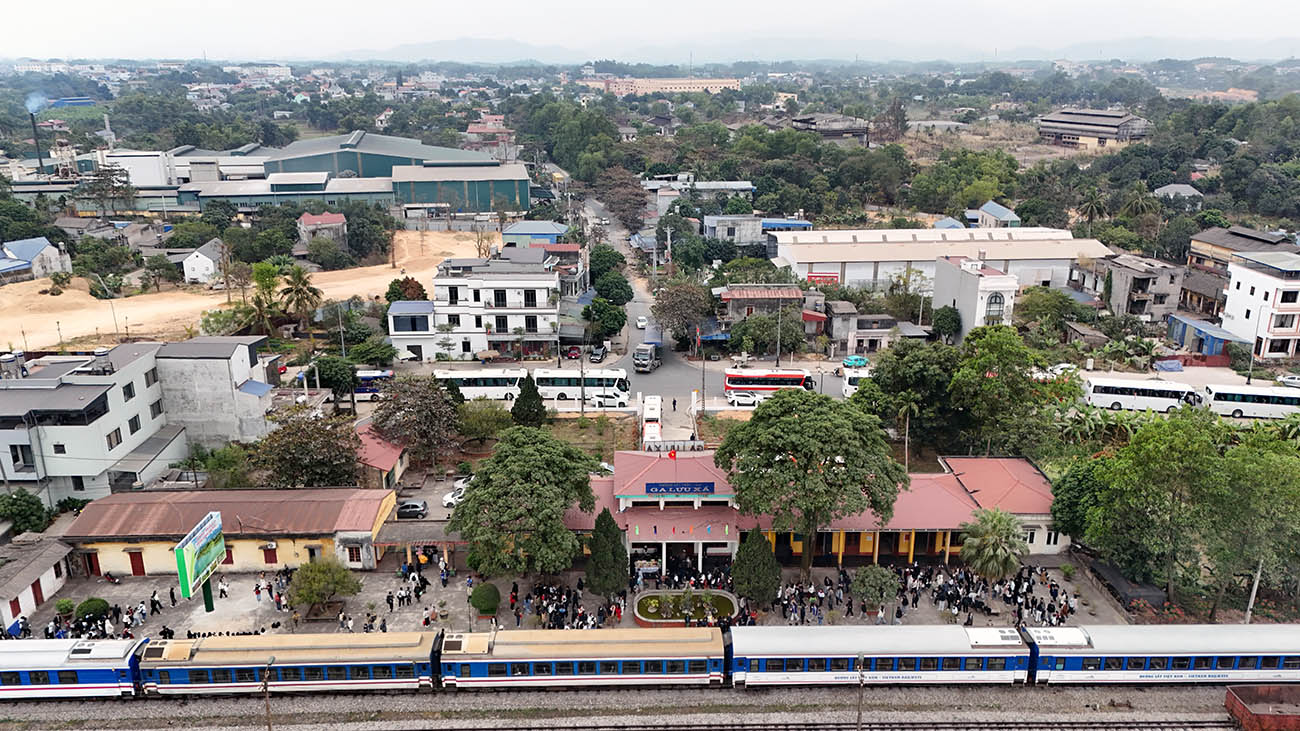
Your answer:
5;0;1298;62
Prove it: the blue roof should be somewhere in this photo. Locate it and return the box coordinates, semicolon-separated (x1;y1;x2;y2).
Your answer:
0;258;31;274
760;218;812;230
699;316;728;341
576;287;597;306
388;300;435;315
934;216;965;229
504;221;567;236
1168;312;1248;343
979;200;1020;222
238;380;274;397
2;237;52;262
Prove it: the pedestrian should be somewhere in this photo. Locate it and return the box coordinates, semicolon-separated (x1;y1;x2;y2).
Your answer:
218;578;229;599
169;586;176;607
422;607;430;627
291;611;300;631
254;584;262;602
672;398;677;411
347;616;354;633
379;617;387;633
386;592;394;612
515;607;522;627
338;610;346;631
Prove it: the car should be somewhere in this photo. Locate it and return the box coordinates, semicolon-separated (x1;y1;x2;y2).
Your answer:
453;475;474;491
726;391;760;407
598;217;610;226
842;355;869;368
636;316;648;329
396;500;428;519
587;392;628;408
589;344;608;363
1049;362;1078;376
565;345;582;359
441;486;465;508
1279;374;1300;388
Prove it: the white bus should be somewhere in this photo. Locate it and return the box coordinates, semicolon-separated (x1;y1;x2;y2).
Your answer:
1201;383;1300;419
432;368;527;400
1084;377;1198;412
642;395;663;445
532;368;631;401
842;367;872;399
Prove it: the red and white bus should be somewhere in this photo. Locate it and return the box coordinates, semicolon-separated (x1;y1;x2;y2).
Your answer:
723;368;815;399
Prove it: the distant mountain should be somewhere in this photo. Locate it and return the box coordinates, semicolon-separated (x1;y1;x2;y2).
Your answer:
332;38;585;65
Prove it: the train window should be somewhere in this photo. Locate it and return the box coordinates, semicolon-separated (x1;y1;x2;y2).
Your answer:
940;658;960;671
1283;657;1300;670
666;661;686;674
578;662;597;675
1081;658;1101;671
874;658;895;671
372;665;392;679
511;663;530;677
986;658;1007;672
1192;657;1212;670
963;658;984;671
533;663;552;676
304;668;324;681
352;667;371;680
599;662;618;675
457;664;471;678
1126;658;1147;670
1171;658;1191;670
395;665;415;679
919;658;939;672
1053;659;1066;671
620;662;640;675
188;670;209;684
487;664;507;677
1216;657;1235;670
1103;658;1123;671
1238;657;1258;670
0;672;19;685
897;658;917;671
57;671;78;684
281;668;302;681
327;667;346;681
1149;658;1168;670
644;660;663;674
213;669;232;683
1262;657;1283;669
831;658;850;671
689;660;708;674
235;668;257;683
29;671;49;684
155;671;169;685
808;658;827;672
555;662;575;675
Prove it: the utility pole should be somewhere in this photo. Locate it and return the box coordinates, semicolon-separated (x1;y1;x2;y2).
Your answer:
856;653;865;731
775;305;783;368
262;655;276;731
92;273;121;342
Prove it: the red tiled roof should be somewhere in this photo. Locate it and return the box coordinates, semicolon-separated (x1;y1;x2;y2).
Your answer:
721;286;803;301
564;476;618;531
612;452;734;497
945;457;1054;515
298;212;346;226
530;242;580;253
64;489;392;540
356;425;404;472
466;124;513;135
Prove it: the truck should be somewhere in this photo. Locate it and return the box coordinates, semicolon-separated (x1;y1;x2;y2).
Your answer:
632;343;662;373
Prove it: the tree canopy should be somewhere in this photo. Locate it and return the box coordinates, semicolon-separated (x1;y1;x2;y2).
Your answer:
255;407;360;488
372;376;460;467
585;508;629;601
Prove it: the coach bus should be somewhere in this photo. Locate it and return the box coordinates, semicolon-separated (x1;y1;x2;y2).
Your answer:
723;368;815;400
432;368;527;400
1201;383;1300;419
532;368;630;401
841;367;872;399
1083;377;1198;412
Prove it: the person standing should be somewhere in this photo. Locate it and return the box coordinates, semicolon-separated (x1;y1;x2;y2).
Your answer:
386;592;394;612
169;586;177;607
254;584;262;603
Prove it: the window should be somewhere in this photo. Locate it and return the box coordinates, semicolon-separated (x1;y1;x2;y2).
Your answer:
212;669;232;683
1269;338;1292;354
1237;282;1242;290
1250;286;1256;296
524;290;537;308
808;658;827;672
128;415;141;434
1149;657;1168;670
1045;531;1061;546
1103;657;1124;671
280;668;302;681
689;660;707;674
577;661;596;675
830;658;850;672
150;400;163;419
525;315;537;333
919;658;939;671
472;289;480;303
963;658;984;671
394;665;414;679
448;288;459;305
263;548;278;564
1283;290;1299;303
106;428;122;450
599;661;618;675
447;314;461;327
235;668;258;682
1247;309;1252;320
72;476;84;492
1265;291;1271;302
1193;657;1213;670
1023;530;1036;545
326;667;346;681
984;292;1005;325
1276;314;1296;329
0;672;19;685
897;658;917;671
940;658;961;671
145;368;158;387
532;663;551;676
347;546;361;563
188;670;209;684
510;663;529;677
1127;658;1146;670
1284;657;1300;670
493;290;507;307
874;658;895;671
122;383;136;401
53;561;61;578
643;660;662;674
304;667;324;681
1172;657;1191;670
554;662;574;675
1238;657;1258;670
1262;657;1282;670
494;315;507;332
1216;657;1235;670
53;443;66;454
665;660;686;674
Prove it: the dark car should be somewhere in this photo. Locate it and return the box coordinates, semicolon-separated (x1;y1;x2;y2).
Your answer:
396;500;428;519
565;345;582;359
589;344;607;363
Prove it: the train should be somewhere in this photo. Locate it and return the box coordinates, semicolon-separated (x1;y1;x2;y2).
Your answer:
0;623;1297;699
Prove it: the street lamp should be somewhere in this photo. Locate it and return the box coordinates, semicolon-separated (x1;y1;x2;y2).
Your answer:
262;655;276;731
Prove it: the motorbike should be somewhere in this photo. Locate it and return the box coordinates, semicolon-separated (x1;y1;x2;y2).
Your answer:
103;571;121;585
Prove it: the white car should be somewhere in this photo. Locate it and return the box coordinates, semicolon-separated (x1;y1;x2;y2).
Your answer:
636;316;648;329
442;484;466;508
587;393;629;408
1278;374;1300;388
726;391;760;407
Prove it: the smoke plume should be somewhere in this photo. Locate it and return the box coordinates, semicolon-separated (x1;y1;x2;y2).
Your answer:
25;93;47;115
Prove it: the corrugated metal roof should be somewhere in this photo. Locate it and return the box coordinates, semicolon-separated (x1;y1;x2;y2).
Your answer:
2;237;53;262
720;286;802;300
503;221;567;235
1192;226;1296;252
979;200;1019;221
387;300;434;315
391;162;529;183
237;379;273;397
775;238;1113;264
266;131;492;165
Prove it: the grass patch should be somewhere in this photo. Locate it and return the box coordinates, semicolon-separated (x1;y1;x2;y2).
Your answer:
548;414;638;460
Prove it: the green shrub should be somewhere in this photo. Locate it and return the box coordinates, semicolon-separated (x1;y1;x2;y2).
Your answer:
1060;564;1076;580
56;497;91;514
470;583;501;615
457;461;473;475
55;599;75;615
75;597;109;619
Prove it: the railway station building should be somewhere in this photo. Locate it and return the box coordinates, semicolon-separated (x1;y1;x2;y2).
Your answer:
567;452;1063;575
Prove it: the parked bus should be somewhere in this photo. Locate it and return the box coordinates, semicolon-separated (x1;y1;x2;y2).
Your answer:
432;368;527;400
1083;377;1198;412
723;368;815;399
532;368;631;401
642;395;663;446
301;368;393;402
841;367;872;399
1201;383;1300;419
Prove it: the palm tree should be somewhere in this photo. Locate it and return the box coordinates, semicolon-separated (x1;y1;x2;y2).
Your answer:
280;265;323;346
1120;181;1161;219
895;390;922;472
958;508;1028;582
247;289;278;335
1078;188;1107;236
1274;412;1300;444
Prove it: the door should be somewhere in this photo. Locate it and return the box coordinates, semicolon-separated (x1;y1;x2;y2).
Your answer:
306;546;319;563
29;580;42;605
128;551;145;577
84;553;100;576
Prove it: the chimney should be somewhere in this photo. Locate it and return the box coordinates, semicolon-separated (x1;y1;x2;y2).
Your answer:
29;113;45;175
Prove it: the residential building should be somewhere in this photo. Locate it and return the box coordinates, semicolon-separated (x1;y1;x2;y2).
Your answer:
770;227;1112;291
296;212;348;255
52;216;115;241
976;201;1020;228
1167;313;1248;357
1183;226;1300;317
1154;183;1203;208
702;215;811;250
0;345;186;504
0;237;71;285
388;248;561;362
1071;253;1183;322
789;113;870;145
576;77;740;97
719;284;803;327
1222;251;1300;358
0;537;72;635
62;489;396;577
182;238;223;284
1037;108;1151;149
356;423;408;490
934;257;1019;342
1181;270;1229;318
153;336;289;448
502;221;567;247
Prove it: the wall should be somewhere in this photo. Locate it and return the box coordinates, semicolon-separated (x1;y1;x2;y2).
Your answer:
0;561;67;631
156;353;272;447
183;253;216;283
80;536;340;576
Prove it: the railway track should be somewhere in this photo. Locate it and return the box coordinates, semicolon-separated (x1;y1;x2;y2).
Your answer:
441;721;1236;731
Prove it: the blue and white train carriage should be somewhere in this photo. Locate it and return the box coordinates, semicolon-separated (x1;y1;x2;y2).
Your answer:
438;628;726;688
1028;625;1300;684
729;626;1032;687
0;639;145;699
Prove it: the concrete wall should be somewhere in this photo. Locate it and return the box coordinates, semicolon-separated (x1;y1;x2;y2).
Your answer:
80;536;341;576
29;246;71;278
0;561;67;632
183;252;217;283
155;355;272;448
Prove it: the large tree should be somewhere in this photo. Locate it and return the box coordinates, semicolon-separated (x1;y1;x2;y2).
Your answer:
594;270;634;306
448;427;597;577
459;398;513;445
583;297;626;339
588;244;625;281
585;508;628;601
851;565;900;612
385;276;427;303
371;376;460;467
732;529;781;607
958;508;1028;582
1050;457;1111;540
255;407;360;488
850;338;962;448
288;558;361;609
313;355;358;403
715;389;908;576
651;280;714;345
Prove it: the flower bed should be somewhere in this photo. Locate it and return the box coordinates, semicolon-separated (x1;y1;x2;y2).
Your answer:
633;589;738;628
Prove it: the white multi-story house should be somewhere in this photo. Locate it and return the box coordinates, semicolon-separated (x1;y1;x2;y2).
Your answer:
389;248;560;362
933;256;1019;342
1222;251;1300;359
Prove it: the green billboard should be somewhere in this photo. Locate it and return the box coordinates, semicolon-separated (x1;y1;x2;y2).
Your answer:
174;511;225;599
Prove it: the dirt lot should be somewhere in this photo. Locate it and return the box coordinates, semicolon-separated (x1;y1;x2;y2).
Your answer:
0;229;492;350
903;120;1084;167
